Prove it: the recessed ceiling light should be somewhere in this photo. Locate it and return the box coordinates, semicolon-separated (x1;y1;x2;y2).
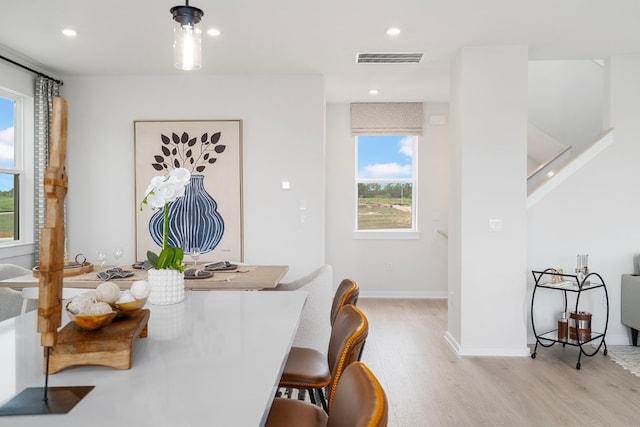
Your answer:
61;28;77;37
369;89;379;95
386;27;401;36
207;28;221;36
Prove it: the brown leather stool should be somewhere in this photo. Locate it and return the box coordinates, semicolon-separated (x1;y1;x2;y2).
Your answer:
278;304;368;411
267;361;388;427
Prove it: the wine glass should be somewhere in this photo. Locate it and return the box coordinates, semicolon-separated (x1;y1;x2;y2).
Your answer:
189;247;201;267
96;249;107;270
113;247;124;266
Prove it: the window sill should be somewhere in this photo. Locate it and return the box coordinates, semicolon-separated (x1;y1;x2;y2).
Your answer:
352;230;420;240
0;242;36;259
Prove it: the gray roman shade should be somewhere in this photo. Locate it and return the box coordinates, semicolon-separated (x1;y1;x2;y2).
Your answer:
350;102;424;135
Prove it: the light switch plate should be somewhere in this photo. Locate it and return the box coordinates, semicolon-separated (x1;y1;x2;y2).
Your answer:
488;218;503;232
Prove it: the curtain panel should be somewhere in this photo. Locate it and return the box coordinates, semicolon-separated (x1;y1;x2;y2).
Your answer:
350;102;424;136
34;77;62;264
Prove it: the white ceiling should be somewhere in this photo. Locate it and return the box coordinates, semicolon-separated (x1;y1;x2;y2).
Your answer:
1;0;640;103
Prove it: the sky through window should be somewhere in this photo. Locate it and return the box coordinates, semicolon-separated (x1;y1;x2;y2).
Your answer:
0;97;15;191
357;135;412;180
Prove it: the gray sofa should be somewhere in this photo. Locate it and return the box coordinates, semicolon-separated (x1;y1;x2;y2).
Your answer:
621;254;640;346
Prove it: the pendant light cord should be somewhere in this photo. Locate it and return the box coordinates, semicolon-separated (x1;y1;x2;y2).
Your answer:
0;54;64;86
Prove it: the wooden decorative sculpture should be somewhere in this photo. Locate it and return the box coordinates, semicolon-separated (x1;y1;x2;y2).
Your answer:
38;96;68;348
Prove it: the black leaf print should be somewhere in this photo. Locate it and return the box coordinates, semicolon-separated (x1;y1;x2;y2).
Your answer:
152;129;228;174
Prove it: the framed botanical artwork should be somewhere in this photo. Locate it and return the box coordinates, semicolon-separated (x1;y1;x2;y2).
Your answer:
134;120;243;264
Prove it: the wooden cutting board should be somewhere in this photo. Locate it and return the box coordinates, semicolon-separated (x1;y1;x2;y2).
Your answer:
47;309;150;374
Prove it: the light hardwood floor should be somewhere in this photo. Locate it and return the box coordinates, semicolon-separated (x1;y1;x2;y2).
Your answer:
357;298;640;427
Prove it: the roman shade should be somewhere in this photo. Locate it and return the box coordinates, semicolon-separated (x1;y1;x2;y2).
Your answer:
350;102;424;135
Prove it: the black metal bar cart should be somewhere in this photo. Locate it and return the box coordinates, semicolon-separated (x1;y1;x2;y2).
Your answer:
531;268;609;369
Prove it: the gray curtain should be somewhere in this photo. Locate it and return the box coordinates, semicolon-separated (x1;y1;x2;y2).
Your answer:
34;76;62;264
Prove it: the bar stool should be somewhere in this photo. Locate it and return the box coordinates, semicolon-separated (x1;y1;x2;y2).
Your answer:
278;304;368;412
267;361;388;426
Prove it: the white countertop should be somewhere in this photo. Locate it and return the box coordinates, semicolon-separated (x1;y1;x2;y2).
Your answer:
0;290;307;426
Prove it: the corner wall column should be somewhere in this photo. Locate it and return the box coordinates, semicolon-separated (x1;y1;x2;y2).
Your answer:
447;46;529;356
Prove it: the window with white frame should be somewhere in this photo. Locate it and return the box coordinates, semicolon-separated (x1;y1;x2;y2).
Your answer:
0;91;22;243
356;135;417;231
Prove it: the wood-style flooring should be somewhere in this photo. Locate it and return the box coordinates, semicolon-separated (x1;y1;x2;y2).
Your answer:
357;298;640;427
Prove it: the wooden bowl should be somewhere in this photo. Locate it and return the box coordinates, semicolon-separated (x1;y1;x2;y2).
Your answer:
67;309;117;331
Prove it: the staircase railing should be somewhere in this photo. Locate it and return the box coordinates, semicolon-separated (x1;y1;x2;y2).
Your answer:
527;128;614;208
527;145;572;191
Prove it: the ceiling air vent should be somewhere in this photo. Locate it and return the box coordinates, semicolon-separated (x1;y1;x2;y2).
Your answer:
356;52;424;64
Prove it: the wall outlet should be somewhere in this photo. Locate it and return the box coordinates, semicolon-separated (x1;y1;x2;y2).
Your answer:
385;262;393;271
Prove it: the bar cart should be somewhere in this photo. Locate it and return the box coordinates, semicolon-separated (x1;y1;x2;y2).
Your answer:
530;268;609;369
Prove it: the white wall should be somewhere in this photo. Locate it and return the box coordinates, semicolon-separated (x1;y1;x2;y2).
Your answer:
527;54;640;345
448;46;529;356
60;74;325;281
528;60;604;151
325;103;449;297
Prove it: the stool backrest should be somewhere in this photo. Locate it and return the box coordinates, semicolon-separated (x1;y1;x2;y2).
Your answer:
326;304;368;408
327;362;388;427
330;279;359;326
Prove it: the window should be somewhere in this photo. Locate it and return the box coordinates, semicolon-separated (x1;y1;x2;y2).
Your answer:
356;135;417;232
0;91;23;244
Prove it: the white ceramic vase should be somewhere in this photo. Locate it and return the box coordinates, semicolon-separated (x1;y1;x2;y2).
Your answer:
147;268;185;305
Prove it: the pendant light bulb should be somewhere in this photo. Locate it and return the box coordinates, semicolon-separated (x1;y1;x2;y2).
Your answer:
170;2;204;71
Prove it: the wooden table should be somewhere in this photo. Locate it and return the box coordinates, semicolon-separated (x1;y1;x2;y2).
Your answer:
0;290;307;426
0;265;288;291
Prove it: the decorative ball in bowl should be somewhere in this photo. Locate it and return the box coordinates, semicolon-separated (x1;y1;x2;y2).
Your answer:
66;298;117;331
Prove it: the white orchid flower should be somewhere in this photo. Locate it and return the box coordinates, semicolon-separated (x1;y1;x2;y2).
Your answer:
140;168;192;210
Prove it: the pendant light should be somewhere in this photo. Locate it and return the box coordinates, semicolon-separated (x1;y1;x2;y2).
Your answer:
170;1;204;71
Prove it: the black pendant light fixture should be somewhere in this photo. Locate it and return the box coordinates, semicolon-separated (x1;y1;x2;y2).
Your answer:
170;1;204;71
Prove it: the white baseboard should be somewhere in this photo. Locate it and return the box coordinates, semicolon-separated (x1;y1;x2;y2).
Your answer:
445;331;530;357
359;291;448;299
444;331;461;353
